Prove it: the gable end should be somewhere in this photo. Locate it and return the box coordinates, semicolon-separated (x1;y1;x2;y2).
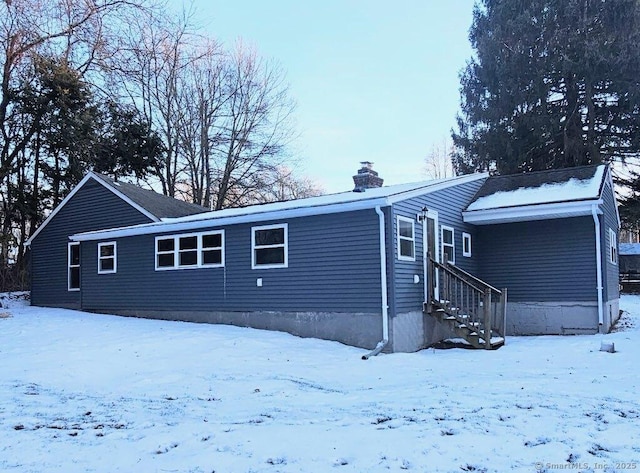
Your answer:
26;173;160;246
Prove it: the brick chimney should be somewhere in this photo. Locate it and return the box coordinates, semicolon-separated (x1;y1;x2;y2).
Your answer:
353;161;384;191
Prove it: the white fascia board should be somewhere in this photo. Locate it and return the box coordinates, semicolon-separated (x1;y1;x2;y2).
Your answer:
385;172;489;205
26;173;95;246
70;197;390;242
462;199;603;225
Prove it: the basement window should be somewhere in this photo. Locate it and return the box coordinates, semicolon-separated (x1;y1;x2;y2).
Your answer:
609;228;617;265
155;231;224;270
98;242;117;274
441;226;455;264
252;224;288;269
397;216;415;261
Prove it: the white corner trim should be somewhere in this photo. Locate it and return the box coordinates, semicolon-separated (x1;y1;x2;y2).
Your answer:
25;173;159;247
463;199;603;225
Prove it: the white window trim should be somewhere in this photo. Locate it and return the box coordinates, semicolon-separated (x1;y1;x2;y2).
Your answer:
97;241;117;274
462;232;472;258
252;223;288;269
441;225;455;265
609;228;617;265
155;230;225;271
397;216;416;261
68;242;80;291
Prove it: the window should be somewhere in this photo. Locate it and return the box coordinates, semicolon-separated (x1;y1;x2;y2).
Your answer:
98;242;117;274
609;228;617;265
155;231;224;270
68;242;80;291
397;216;415;261
462;232;472;258
252;224;288;269
441;226;455;264
202;233;223;265
156;237;176;268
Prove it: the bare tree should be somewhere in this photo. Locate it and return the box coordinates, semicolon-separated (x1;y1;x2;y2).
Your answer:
423;137;456;180
252;166;324;203
0;0;146;268
211;42;297;210
111;4;205;197
177;40;227;207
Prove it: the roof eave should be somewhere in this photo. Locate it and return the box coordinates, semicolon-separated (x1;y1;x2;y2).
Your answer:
70;197;391;242
462;199;603;225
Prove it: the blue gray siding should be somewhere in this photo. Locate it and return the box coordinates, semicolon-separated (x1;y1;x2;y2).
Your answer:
600;180;620;302
80;209;383;314
475;217;597;302
391;177;486;314
30;179;153;308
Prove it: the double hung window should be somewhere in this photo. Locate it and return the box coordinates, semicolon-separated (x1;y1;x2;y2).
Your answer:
397;216;415;261
252;224;288;269
68;242;80;291
98;242;117;274
609;228;617;265
441;226;455;264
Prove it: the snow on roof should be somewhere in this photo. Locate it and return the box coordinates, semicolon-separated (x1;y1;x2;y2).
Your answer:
467;165;605;212
161;174;482;224
620;243;640;256
71;173;488;241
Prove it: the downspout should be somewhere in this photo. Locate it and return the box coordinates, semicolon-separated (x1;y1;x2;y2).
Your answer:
362;205;389;360
591;204;604;329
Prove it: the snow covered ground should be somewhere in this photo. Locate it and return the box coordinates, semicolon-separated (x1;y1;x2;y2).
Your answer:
1;294;639;473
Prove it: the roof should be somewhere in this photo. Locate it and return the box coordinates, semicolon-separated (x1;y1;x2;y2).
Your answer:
463;164;611;225
70;172;489;242
26;172;208;246
620;243;640;256
91;173;208;219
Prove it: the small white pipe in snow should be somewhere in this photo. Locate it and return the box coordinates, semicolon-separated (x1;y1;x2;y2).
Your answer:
363;206;389;359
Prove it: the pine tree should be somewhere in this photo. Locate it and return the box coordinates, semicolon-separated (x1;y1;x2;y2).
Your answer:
452;0;640;175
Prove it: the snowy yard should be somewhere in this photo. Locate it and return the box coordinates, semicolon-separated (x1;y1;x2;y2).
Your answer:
1;295;639;473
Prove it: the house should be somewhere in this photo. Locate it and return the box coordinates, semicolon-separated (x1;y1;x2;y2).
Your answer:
619;243;640;292
26;172;208;309
26;163;620;354
463;164;619;337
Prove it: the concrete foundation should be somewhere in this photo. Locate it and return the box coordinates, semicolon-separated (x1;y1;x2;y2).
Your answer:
390;310;457;352
86;308;384;350
604;298;620;332
505;301;600;335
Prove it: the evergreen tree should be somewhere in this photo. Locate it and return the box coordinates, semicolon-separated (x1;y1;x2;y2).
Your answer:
452;0;640;175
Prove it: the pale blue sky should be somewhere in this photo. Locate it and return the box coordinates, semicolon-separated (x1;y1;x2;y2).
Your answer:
170;1;476;193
